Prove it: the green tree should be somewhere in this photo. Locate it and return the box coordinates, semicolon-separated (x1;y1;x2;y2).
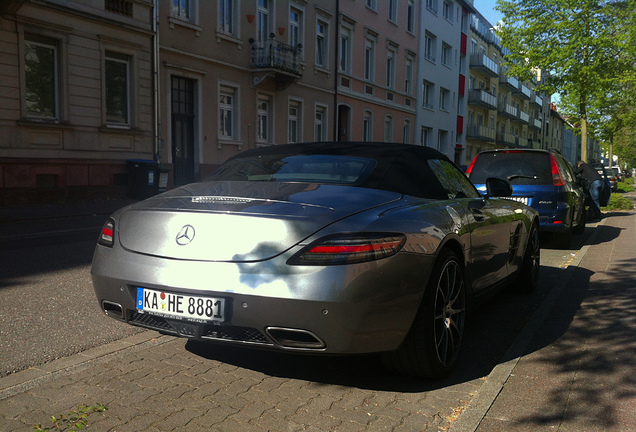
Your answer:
496;0;635;162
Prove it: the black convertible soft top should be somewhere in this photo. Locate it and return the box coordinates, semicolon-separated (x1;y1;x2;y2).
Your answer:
214;142;451;200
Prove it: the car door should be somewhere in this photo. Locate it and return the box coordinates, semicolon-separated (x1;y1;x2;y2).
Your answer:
428;159;513;293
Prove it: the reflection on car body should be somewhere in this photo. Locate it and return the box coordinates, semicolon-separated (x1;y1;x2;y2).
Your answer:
92;142;539;379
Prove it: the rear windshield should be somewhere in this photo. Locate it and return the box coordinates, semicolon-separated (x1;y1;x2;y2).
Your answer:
206;154;377;185
469;152;552;185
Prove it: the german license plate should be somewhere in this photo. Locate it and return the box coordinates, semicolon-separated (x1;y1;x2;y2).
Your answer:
136;287;225;322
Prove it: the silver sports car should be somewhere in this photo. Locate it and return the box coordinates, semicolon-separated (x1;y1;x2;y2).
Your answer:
92;142;540;379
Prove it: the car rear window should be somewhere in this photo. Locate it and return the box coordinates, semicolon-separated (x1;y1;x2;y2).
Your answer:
469;151;553;185
207;154;377;185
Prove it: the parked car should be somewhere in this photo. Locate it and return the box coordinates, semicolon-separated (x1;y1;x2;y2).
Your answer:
607;166;622;183
92;142;540;379
593;164;616;192
466;149;586;248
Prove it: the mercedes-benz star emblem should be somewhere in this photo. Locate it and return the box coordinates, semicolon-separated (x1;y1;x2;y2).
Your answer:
176;225;195;246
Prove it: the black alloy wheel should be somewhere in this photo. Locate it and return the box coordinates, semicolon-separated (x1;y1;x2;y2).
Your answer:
382;248;466;379
518;221;540;293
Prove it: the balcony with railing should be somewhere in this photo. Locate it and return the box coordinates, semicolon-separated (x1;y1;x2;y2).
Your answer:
529;117;542;130
466;125;496;143
530;91;544;107
250;38;303;89
497;132;517;147
469;53;499;78
468;89;497;110
516;136;529;147
514;82;531;99
518;110;530;124
499;74;519;92
498;101;518;119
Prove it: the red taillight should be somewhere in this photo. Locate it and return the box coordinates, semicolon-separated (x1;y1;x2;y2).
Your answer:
98;220;115;247
288;233;406;266
549;154;565;186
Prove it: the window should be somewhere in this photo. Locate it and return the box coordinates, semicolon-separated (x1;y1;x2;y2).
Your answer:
422;80;434;109
314;105;327;141
407;1;415;33
403;120;411;144
441;43;451;67
443;1;453;21
257;0;270;42
289;7;303;49
384;115;393;142
24;35;59;120
439;87;449;111
219;0;237;35
386;48;396;89
105;51;131;125
316;20;328;67
172;0;192;21
106;0;132;17
426;0;438;14
288;100;301;143
405;57;413;94
363;111;373;141
438;130;448;152
388;0;398;22
220;86;236;139
340;26;352;73
421;127;431;146
256;96;271;143
428;159;479;199
425;32;436;62
366;0;377;10
364;37;376;81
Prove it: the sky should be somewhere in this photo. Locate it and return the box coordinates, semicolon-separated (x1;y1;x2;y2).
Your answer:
473;0;504;27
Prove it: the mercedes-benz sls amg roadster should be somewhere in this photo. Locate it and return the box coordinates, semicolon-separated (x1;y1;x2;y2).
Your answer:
92;142;540;378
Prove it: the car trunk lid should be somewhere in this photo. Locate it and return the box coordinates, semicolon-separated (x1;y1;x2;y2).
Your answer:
117;181;401;262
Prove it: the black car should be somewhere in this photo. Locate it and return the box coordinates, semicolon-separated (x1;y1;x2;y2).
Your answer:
467;149;586;248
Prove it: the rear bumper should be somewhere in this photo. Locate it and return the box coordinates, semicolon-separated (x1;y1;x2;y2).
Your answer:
91;244;434;354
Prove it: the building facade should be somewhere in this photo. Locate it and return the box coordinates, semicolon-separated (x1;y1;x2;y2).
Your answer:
158;0;338;185
334;0;418;146
3;0;579;202
414;0;475;165
465;11;549;164
0;0;155;203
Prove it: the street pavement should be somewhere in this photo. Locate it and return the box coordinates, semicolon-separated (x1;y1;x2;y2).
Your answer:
1;194;635;431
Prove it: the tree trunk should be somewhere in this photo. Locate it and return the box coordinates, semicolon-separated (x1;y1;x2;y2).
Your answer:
580;94;588;163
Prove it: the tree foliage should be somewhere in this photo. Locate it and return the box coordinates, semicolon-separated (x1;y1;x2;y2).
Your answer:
495;0;636;163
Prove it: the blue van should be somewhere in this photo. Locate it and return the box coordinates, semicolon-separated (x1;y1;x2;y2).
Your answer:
466;149;586;248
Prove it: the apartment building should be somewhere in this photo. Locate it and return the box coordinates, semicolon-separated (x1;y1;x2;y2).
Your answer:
415;0;476;165
465;12;548;164
335;0;419;145
0;0;155;203
159;0;337;184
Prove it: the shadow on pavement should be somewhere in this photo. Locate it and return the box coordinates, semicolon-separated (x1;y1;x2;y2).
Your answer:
505;258;636;430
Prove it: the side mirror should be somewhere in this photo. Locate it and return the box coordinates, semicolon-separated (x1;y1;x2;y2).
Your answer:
485;177;513;198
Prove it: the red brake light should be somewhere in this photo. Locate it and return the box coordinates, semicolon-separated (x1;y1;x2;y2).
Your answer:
549;154;565;187
288;233;406;266
98;220;115;247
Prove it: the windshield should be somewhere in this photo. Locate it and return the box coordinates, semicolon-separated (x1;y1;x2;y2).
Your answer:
206;154;377;185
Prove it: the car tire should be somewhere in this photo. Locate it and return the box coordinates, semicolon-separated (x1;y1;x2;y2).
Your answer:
517;221;540;293
556;227;572;249
381;248;466;379
572;207;586;235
